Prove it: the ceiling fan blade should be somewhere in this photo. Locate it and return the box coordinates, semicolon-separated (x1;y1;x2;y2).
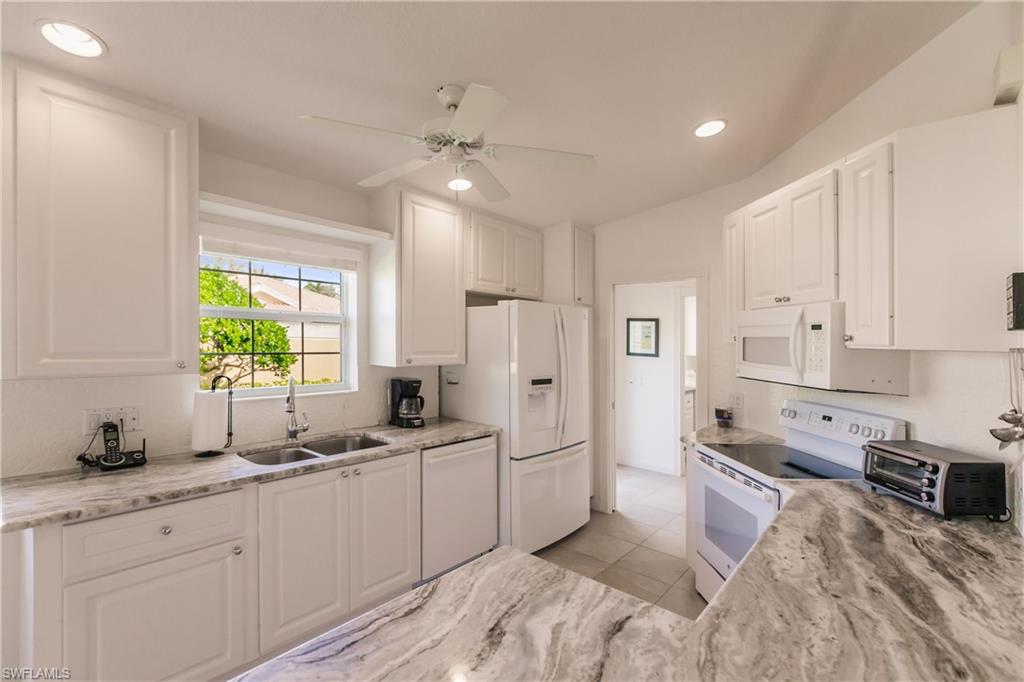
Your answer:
299;114;423;146
485;143;596;172
461;160;510;201
357;158;433;188
448;84;508;141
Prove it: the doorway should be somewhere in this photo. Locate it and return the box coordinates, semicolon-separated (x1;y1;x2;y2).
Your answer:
612;280;699;513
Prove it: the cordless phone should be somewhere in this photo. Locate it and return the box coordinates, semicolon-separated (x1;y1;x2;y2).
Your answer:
77;421;147;472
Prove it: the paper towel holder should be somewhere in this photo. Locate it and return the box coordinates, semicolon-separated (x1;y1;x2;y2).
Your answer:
195;375;234;458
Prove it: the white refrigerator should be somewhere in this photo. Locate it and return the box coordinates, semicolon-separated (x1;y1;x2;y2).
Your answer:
441;300;590;553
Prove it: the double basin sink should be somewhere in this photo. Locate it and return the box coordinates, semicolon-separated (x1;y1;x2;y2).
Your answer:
239;435;388;466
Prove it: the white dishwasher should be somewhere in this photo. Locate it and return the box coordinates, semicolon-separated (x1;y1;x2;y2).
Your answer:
421;435;498;580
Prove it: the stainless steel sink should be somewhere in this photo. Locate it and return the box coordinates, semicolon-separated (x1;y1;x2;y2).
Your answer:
240;447;321;465
304;435;388;456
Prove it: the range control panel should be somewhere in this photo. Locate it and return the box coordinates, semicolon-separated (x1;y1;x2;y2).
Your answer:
778;400;906;447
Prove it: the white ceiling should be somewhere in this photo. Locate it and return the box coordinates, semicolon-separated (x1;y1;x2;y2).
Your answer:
2;2;973;227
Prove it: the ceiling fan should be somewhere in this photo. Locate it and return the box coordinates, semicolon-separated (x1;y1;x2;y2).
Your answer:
300;83;597;201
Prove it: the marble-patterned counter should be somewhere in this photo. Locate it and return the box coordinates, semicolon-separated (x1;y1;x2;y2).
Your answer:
1;418;497;532
235;546;693;682
237;476;1024;681
683;424;784;447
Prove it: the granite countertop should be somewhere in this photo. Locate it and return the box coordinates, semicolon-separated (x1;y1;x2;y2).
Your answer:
0;418;497;533
683;424;785;447
238;428;1024;681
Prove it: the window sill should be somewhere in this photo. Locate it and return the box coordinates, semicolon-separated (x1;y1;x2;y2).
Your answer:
232;384;357;401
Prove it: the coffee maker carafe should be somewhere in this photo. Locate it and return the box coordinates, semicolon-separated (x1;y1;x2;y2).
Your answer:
390;378;425;428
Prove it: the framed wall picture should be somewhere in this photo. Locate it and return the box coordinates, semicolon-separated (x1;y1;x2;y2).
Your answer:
626;318;659;357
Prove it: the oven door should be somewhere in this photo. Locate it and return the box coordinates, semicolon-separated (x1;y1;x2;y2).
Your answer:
691;452;780;580
735;306;805;385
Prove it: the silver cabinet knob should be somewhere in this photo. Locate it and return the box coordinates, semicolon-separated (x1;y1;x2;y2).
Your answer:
354;468;362;476
160;526;173;536
341;470;349;478
774;297;782;303
176;361;186;369
232;546;243;556
512;288;517;293
576;297;582;302
782;296;791;303
843;334;854;342
406;359;412;364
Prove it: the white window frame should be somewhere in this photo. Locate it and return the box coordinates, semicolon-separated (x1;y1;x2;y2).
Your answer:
199;257;357;397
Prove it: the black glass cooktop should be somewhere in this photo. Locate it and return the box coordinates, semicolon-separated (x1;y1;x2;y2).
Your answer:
702;443;861;480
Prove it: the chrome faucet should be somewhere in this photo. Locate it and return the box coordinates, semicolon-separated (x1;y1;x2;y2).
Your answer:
285;377;309;442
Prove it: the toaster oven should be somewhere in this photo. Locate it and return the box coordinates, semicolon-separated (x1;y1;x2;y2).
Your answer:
863;440;1006;519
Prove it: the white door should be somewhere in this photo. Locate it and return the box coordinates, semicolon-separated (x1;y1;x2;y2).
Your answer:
510;443;590;553
400;191;465;365
469;213;508;295
421;437;498;579
558;306;590;448
785;168;838;306
350;452;420;610
722;210;744;342
12;67;196;378
510;227;543;299
572;228;595;305
744;194;787;309
258;468;350;652
64;540;250;681
510;301;561;459
841;142;894;347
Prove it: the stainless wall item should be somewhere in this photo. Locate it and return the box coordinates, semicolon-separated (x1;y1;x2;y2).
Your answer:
991;348;1024;449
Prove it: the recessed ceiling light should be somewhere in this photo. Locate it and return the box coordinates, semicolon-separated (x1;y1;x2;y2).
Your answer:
694;119;726;138
38;20;105;57
448;177;472;191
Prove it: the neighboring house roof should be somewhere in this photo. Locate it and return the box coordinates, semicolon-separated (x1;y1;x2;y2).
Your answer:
228;274;340;314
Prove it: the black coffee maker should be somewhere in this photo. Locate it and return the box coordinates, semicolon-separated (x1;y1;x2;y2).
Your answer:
389;378;425;428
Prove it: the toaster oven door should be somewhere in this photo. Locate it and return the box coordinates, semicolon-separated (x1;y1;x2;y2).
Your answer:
864;448;941;514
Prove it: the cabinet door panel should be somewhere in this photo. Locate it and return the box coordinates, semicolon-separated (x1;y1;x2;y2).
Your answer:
258;469;349;651
722;210;744;341
511;227;543;299
573;228;594;305
350;452;420;610
469;213;508;295
12;68;195;378
841;143;893;347
786;169;837;305
64;541;249;681
400;192;465;365
744;197;786;309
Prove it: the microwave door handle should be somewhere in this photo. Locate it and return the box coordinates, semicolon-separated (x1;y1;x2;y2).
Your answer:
789;308;804;382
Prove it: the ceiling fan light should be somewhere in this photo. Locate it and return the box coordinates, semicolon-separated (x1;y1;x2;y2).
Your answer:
448;177;472;191
694;119;727;138
38;20;105;57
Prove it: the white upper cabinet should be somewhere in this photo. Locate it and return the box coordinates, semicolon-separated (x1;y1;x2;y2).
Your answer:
370;187;465;367
722;209;744;342
467;212;543;299
744;168;837;309
892;105;1022;352
840;141;894;348
542;221;594;305
6;67;197;378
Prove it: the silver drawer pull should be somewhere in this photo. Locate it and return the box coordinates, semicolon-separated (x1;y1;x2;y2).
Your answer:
232;546;243;556
341;470;349;478
354;468;362;476
160;526;173;536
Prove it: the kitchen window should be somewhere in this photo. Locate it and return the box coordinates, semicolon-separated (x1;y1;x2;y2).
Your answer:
198;251;355;394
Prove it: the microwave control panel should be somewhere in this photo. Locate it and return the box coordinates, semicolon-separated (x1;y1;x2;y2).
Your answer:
806;322;827;373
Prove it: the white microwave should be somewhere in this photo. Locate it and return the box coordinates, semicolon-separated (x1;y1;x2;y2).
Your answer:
735;301;909;395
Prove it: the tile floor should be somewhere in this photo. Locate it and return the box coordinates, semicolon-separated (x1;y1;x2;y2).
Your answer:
534;464;707;620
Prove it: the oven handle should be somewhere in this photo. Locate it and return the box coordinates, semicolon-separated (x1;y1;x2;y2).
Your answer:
788;307;804;382
696;456;777;504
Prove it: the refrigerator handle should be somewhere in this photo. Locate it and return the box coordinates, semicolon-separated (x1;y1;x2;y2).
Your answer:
557;308;570;446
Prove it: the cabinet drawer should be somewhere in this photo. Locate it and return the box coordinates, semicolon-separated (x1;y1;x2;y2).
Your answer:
63;490;245;582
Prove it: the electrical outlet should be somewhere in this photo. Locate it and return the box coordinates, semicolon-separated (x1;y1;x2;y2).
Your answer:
117;407;142;432
83;406;142;434
728;392;745;410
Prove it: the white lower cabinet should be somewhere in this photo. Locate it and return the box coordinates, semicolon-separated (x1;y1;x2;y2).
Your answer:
258;468;350;652
64;540;251;682
349;452;421;610
258;451;420;652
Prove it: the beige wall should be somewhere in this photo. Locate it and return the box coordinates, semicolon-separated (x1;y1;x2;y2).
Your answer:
593;3;1024;531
